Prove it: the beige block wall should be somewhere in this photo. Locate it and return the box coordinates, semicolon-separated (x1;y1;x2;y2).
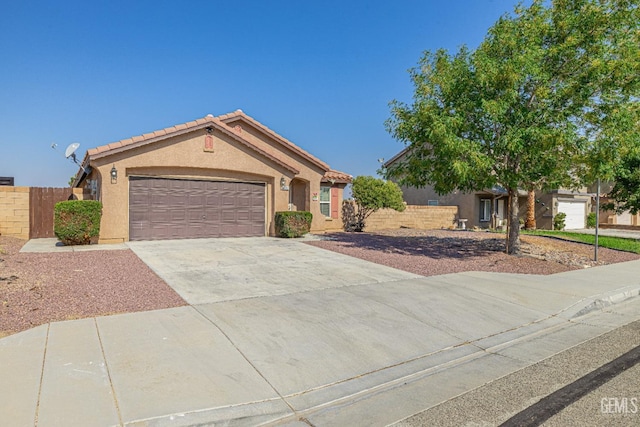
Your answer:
365;205;459;231
0;186;30;239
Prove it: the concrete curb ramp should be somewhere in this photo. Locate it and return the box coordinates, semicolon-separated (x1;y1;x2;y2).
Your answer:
2;237;640;426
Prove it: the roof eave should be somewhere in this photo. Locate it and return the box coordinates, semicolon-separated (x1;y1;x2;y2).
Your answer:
383;147;410;168
89;118;300;175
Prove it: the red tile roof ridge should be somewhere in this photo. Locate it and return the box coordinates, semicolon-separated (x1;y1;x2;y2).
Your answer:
86;116;215;157
84;113;329;178
322;169;353;183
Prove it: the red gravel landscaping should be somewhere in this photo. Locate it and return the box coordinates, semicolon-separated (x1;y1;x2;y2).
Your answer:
305;229;640;277
0;236;187;337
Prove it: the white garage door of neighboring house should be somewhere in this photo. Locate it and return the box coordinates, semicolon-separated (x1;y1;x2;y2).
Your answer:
557;201;586;230
616;211;632;225
129;177;265;241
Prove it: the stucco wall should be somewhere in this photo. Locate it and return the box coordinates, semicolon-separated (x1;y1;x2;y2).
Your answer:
364;205;459;231
85;126;344;242
0;186;30;239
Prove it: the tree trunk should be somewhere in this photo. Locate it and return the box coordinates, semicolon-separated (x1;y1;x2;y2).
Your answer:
525;189;536;230
508;188;521;255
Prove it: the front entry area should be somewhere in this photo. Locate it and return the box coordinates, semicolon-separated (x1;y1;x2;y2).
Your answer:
129;177;265;241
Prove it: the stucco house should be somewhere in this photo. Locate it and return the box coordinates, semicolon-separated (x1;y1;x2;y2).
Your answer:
384;149;593;230
73;110;351;243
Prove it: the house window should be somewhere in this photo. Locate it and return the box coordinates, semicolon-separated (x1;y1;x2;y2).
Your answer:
320;186;331;217
480;199;491;222
427;200;439;206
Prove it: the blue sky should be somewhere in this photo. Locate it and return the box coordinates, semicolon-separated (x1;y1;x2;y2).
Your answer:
1;0;522;187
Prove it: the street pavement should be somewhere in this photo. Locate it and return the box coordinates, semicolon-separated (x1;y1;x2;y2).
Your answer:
393;309;640;427
4;236;640;426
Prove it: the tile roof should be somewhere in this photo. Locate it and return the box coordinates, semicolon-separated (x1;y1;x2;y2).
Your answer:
218;110;330;171
322;169;353;184
78;110;349;183
85;114;301;174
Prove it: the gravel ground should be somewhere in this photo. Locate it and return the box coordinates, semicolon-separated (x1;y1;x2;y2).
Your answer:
0;236;186;337
306;229;640;277
2;230;638;337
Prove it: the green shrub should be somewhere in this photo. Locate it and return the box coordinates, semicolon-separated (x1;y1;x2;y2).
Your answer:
553;212;566;230
586;212;597;228
274;211;312;238
343;176;405;232
54;200;103;245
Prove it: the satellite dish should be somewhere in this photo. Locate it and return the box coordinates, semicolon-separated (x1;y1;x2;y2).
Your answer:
51;141;87;173
65;143;80;160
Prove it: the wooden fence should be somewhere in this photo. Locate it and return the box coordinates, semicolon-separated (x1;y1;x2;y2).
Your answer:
29;188;77;238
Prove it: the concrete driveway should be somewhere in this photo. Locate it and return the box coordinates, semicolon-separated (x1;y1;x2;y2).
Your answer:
126;236;421;304
3;237;640;426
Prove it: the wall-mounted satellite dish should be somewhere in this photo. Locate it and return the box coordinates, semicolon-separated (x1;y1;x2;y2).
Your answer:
52;142;87;173
65;143;80;161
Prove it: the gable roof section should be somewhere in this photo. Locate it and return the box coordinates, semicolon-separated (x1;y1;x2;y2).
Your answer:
322;169;352;184
383;147;410;168
84;114;300;174
218;110;330;171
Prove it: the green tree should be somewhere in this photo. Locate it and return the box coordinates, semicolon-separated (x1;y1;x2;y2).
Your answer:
574;1;640;204
343;176;405;232
601;105;640;213
385;0;638;254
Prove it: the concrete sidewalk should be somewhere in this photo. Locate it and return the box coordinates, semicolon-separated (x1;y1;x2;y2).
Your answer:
2;238;640;426
20;238;128;253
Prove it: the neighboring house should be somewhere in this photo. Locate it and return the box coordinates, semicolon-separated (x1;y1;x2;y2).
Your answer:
384;149;593;230
589;182;640;227
73;110;351;243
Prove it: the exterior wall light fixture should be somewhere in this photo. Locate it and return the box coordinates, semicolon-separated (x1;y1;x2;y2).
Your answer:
280;177;289;191
110;165;118;184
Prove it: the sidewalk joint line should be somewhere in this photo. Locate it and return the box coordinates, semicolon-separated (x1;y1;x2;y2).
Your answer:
94;317;124;426
192;306;299;417
33;323;50;427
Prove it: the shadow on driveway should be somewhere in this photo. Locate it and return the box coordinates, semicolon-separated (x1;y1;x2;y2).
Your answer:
317;231;506;260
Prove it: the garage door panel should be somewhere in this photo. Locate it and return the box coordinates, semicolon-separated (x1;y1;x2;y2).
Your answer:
129;177;265;241
251;210;265;221
221;210;237;222
170;210;186;222
186;223;207;236
236;197;251;208
235;209;251;221
557;201;586;230
187;194;206;206
204;209;221;221
186;209;205;221
205;194;221;206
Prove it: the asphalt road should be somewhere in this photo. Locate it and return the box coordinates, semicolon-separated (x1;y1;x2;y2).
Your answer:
392;302;640;427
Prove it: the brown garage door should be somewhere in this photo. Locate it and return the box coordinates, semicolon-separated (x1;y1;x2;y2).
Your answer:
129;177;265;241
